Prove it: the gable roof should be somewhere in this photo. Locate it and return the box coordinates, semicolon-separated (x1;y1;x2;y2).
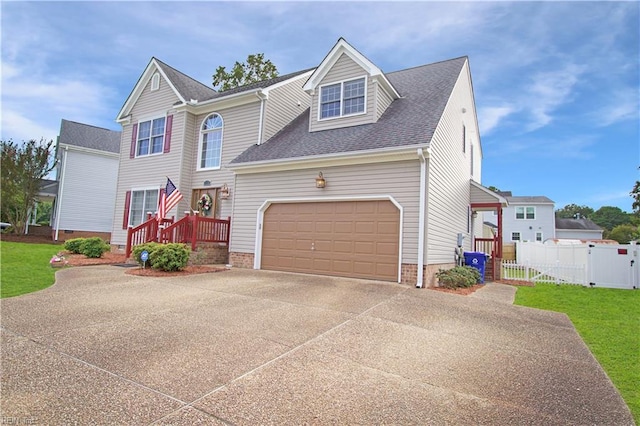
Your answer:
505;195;555;205
230;56;467;166
556;218;603;231
117;57;315;121
58;119;121;153
303;38;400;99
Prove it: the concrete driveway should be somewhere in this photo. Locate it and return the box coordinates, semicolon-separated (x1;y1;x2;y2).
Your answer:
0;266;633;425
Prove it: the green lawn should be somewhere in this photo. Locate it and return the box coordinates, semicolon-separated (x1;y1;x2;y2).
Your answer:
515;284;640;424
0;241;63;298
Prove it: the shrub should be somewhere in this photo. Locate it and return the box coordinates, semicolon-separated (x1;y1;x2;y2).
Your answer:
131;242;162;265
436;266;481;289
149;243;190;272
80;237;110;258
64;238;85;254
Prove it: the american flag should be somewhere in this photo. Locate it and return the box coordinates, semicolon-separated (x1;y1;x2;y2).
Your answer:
157;177;183;221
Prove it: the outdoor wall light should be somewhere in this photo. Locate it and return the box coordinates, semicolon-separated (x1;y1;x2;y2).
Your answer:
315;172;326;188
220;183;230;199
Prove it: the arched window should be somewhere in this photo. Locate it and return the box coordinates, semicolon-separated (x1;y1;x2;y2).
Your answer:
151;72;160;91
198;113;223;170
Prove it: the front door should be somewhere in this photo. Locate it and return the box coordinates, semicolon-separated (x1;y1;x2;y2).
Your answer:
191;188;218;217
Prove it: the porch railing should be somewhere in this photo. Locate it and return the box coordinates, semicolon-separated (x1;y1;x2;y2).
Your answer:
126;213;230;257
160;214;231;251
474;237;497;257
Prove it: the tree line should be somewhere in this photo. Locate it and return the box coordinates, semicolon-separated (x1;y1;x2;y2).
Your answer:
555;204;639;244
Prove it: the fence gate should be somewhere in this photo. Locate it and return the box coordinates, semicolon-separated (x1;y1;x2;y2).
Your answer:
588;244;638;289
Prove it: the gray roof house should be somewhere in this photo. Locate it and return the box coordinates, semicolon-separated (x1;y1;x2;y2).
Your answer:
555;217;604;240
493;193;556;243
111;38;500;287
52;119;121;241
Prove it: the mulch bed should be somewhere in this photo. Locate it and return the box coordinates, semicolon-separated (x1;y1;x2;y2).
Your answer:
429;284;484;296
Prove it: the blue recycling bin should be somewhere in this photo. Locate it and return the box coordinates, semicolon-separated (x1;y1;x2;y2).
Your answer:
463;251;488;283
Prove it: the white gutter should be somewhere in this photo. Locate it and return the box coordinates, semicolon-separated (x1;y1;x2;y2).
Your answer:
256;92;266;145
54;146;68;241
416;148;427;288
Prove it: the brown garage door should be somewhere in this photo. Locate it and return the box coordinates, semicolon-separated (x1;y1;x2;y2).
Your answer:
262;200;400;281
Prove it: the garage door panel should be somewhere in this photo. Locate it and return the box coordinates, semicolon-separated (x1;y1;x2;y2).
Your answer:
262;201;399;281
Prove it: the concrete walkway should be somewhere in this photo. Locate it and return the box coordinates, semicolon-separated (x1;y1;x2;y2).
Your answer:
471;282;518;304
0;267;633;425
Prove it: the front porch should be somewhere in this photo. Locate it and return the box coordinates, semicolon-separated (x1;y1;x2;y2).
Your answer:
125;212;230;260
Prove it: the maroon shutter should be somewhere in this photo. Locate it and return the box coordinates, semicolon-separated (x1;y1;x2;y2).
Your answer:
122;191;131;229
130;123;138;158
163;115;173;153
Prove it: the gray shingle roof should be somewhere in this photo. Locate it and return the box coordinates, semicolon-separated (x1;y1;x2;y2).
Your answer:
556;218;603;231
230;57;467;165
58;120;121;153
154;58;314;103
505;195;555;204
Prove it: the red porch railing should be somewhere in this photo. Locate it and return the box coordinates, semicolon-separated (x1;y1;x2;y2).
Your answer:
474;236;501;281
160;214;231;251
126;213;230;257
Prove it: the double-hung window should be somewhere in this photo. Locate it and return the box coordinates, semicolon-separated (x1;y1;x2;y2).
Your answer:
198;113;223;170
137;117;165;157
129;189;159;226
320;77;366;119
515;206;535;220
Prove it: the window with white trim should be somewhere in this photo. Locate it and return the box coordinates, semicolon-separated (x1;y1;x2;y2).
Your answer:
511;232;521;241
198;113;223;170
137;117;165;157
535;232;543;242
319;77;366;119
151;73;160;91
515;206;536;220
129;189;159;226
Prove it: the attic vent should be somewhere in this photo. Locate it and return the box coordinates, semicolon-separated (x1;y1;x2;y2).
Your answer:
151;73;160;91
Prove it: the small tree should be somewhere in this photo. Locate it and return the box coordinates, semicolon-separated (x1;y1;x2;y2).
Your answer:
1;139;56;234
212;53;278;91
608;224;640;244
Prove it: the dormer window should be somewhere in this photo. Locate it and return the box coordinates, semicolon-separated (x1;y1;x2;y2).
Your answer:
319;77;366;120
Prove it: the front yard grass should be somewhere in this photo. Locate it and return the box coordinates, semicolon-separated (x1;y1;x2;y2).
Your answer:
515;284;640;424
0;241;61;298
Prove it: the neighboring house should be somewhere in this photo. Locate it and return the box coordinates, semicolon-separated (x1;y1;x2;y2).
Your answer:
488;192;556;243
52;119;121;241
555;217;604;240
111;38;498;287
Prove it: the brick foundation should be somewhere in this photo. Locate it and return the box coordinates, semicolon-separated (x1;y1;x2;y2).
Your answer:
229;252;255;269
53;229;112;243
401;263;455;287
190;244;229;265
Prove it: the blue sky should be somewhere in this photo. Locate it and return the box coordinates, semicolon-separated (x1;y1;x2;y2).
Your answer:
2;1;638;212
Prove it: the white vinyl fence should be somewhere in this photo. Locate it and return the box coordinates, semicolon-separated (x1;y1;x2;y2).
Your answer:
501;241;639;289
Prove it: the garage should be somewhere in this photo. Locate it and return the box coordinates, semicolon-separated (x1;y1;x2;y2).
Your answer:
261;200;400;281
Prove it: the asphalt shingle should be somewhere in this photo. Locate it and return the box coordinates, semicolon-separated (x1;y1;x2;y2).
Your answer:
58;120;121;153
230;57;468;165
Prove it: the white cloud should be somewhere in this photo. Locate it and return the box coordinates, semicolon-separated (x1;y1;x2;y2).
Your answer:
478;106;517;135
525;64;586;131
0;110;57;143
595;90;640;127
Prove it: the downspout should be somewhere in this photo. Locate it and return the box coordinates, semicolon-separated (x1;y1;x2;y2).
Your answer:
416;148;428;288
256;92;266;145
54;146;68;241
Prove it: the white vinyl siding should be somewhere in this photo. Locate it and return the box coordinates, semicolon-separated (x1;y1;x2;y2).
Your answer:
56;149;118;232
502;203;556;243
262;78;311;143
230;160;421;263
309;54;376;132
111;73;184;245
426;59;479;264
188;102;262;221
375;85;394;121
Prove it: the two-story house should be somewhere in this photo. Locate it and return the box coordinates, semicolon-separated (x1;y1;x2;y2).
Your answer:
52;119;121;241
485;192;556;243
111;38;501;287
